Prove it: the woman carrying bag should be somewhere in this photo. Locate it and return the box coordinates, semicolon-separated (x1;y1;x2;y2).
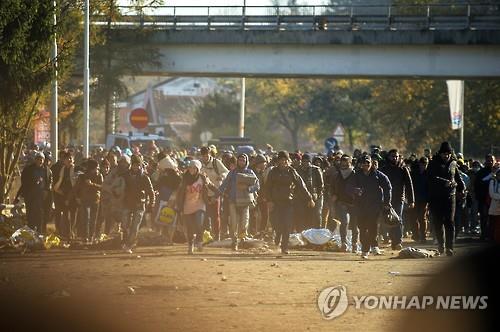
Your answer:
176;160;218;254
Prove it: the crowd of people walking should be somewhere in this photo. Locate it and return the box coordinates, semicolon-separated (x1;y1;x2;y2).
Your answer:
13;140;500;257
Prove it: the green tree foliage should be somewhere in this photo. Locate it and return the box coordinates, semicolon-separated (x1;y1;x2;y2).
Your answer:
191;82;240;143
192;78;499;156
0;0;81;202
90;0;162;142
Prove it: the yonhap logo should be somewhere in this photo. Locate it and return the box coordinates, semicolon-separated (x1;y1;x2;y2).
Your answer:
317;285;349;320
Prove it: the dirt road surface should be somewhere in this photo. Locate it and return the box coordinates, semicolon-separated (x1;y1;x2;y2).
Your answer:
0;240;492;332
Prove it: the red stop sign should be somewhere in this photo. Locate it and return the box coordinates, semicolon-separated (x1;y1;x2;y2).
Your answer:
129;108;149;129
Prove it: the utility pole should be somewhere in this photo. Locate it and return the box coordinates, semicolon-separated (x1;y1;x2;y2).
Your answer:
83;0;90;157
239;77;245;137
50;0;58;162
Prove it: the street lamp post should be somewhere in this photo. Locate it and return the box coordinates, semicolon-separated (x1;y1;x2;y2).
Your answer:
50;0;58;162
83;0;90;157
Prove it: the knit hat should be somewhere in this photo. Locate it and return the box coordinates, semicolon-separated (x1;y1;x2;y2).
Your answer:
254;154;267;164
189;159;202;172
438;141;453;154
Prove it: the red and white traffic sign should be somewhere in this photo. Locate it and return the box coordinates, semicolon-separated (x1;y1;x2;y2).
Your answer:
129;108;149;129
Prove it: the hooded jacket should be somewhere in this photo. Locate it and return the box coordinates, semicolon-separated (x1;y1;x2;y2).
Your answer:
218;153;259;205
123;168;155;211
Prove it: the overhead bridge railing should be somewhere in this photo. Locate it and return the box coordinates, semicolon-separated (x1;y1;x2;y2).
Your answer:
91;4;500;31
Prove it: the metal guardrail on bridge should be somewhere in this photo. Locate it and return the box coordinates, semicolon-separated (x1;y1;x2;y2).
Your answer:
91;3;500;31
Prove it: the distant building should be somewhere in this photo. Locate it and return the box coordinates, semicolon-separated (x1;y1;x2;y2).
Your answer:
117;77;218;143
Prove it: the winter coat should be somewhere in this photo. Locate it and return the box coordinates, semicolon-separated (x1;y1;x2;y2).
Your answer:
201;156;229;195
123;170;155;211
427;156;465;202
380;162;415;205
489;179;500;216
264;165;312;203
347;169;392;212
176;173;217;214
410;167;429;203
74;171;103;205
20;163;52;201
298;163;324;201
332;168;355;205
218;154;259;205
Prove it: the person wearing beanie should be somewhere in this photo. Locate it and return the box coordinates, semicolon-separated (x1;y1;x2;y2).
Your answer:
121;154;155;253
427;141;465;256
199;146;229;241
264;150;315;255
218;153;260;251
348;154;392;259
176;159;218;254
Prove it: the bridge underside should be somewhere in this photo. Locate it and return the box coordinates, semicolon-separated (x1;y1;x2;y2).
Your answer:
111;30;500;78
139;44;500;79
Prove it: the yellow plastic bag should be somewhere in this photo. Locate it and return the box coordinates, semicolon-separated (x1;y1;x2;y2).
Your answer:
157;206;176;226
203;230;213;244
44;233;61;249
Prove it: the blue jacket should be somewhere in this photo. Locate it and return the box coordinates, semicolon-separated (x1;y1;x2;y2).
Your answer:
348;169;392;212
218;154;259;203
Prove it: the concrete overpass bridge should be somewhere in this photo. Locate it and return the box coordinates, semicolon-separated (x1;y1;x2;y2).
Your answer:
95;3;500;78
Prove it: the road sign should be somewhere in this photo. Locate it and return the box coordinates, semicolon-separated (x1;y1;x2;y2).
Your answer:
129;108;149;129
200;131;213;144
324;137;338;151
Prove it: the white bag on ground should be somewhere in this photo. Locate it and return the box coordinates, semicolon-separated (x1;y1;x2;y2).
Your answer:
301;228;334;245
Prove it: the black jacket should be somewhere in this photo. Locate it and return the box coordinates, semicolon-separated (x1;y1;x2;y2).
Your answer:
332;169;355;205
20;163;52;201
474;166;492;205
264;165;312;203
427;156;465;202
298;163;324;201
123;170;155;211
380;162;415;205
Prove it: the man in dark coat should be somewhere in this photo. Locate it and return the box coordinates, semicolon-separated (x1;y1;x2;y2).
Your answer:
19;152;52;233
264;150;314;255
427;142;465;256
348;155;392;259
380;149;415;250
